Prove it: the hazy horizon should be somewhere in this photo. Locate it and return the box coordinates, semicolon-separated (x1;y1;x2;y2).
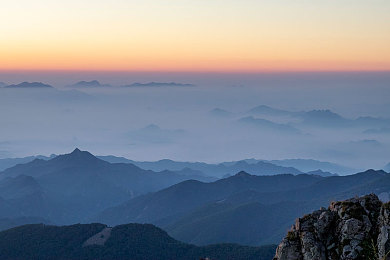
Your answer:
1;71;389;171
1;0;390;171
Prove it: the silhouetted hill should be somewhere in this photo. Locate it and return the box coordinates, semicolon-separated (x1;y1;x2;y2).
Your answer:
166;200;309;246
0;149;212;224
244;170;389;206
270;158;355;175
0;84;91;105
97;155;132;164
0;223;276;260
246;106;352;128
2;153;345;182
301;109;349;127
0;155;55;171
117;158;305;177
116;156;351;176
5;82;53;88
96;173;321;241
1;153;349;177
246;105;390;129
248;105;300;117
384;162;390;172
299;109;390;128
209;108;233;118
238;116;301;134
305;169;337;177
67;80;111;88
0;217;50;231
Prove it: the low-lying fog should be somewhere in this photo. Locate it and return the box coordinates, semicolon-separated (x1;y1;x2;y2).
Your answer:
0;71;389;170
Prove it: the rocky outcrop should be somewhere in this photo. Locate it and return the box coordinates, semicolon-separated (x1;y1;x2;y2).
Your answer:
83;227;112;247
274;194;390;260
378;203;390;259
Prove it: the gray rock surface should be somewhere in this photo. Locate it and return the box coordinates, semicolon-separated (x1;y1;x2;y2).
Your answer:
378;204;390;259
274;194;390;260
83;227;112;247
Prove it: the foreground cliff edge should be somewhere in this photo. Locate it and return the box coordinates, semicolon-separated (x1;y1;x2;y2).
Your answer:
274;194;390;260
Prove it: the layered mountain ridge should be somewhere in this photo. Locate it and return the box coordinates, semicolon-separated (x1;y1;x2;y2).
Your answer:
0;148;388;247
97;169;390;246
0;149;211;224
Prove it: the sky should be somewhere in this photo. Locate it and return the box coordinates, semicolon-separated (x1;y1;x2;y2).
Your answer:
1;0;390;72
0;1;389;171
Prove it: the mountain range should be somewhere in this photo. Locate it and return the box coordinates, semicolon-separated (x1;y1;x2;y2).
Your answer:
0;153;353;177
248;105;300;117
96;169;390;246
238;116;302;134
4;82;54;88
66;80;112;88
0;149;211;224
101;157;309;177
209;108;234;118
268;158;355;174
246;105;390;129
0;82;91;104
99;157;347;176
0;148;388;247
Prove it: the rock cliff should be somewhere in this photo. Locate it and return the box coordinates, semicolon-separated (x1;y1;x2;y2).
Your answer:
274;194;390;260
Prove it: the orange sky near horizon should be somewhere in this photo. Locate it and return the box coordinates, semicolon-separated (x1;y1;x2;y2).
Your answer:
1;0;389;72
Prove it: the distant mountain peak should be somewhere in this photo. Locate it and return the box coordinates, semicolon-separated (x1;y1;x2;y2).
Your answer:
248;105;294;116
143;124;160;130
306;169;337;177
71;148;82;154
30;158;46;164
51;148;104;165
384;163;390;172
235;171;251;177
362;169;387;175
68;80;111;88
209;108;233;117
68;148;94;158
5;82;53;88
79;80;99;85
305;109;342;119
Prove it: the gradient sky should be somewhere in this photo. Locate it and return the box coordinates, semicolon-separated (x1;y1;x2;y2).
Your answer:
1;0;390;72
